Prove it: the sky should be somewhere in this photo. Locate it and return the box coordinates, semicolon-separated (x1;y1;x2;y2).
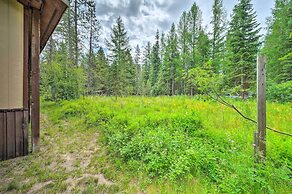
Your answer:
95;0;275;49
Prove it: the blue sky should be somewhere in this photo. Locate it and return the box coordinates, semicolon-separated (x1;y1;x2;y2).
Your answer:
95;0;275;49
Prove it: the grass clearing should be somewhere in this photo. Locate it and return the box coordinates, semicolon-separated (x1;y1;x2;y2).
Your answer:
0;96;291;193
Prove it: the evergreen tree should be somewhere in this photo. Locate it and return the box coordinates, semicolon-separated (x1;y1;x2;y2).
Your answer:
149;30;161;93
142;42;152;95
263;0;292;83
178;11;191;94
41;1;85;101
41;43;83;101
155;62;169;95
197;29;211;66
64;0;82;67
134;45;142;95
225;0;261;98
188;3;202;68
73;0;79;66
94;48;110;95
106;17;134;96
169;24;180;95
211;0;227;74
157;24;180;96
83;0;101;95
43;37;56;65
40;0;289;99
188;3;202;95
160;32;166;62
123;49;136;95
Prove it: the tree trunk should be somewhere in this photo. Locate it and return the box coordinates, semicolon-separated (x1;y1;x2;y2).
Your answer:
74;0;78;67
48;36;54;65
67;9;73;62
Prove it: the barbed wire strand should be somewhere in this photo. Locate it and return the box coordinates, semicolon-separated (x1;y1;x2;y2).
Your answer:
206;89;292;137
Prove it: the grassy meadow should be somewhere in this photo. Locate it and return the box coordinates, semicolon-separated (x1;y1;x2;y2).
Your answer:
0;96;291;193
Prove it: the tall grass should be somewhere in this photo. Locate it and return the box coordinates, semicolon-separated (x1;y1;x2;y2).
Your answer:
43;96;292;193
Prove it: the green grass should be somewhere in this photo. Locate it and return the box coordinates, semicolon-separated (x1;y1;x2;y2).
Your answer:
0;96;291;193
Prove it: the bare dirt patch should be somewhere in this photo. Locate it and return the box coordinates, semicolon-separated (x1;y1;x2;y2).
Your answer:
96;173;114;185
65;173;114;192
0;113;116;193
62;154;76;172
27;181;52;194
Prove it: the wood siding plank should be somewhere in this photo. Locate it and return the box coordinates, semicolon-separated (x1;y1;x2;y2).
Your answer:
23;110;29;155
6;112;15;159
15;111;23;157
0;112;6;160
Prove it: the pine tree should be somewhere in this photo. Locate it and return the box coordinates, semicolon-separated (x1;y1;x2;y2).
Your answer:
226;0;261;98
73;0;78;66
93;48;109;95
64;0;82;67
197;29;211;66
106;16;134;96
44;37;56;65
149;30;161;93
157;24;180;96
263;0;292;83
58;8;75;66
134;45;142;95
155;62;168;95
41;43;83;101
142;42;152;95
160;32;166;62
211;0;227;74
83;0;101;95
41;1;85;101
178;11;191;94
169;24;180;95
122;49;136;95
188;3;202;68
188;3;202;95
154;40;167;95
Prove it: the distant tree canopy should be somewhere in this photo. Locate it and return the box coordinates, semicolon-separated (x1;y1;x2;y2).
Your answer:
41;0;291;102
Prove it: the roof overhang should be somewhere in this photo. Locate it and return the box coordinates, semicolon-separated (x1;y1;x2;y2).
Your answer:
17;0;68;52
17;0;43;9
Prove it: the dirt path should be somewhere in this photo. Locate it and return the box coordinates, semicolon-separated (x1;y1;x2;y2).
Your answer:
0;114;118;193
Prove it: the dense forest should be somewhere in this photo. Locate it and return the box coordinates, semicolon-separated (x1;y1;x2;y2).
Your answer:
41;0;292;101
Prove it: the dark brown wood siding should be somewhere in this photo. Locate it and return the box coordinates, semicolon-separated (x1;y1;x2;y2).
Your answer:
0;109;29;161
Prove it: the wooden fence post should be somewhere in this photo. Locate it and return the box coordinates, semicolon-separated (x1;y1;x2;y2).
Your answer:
255;55;266;161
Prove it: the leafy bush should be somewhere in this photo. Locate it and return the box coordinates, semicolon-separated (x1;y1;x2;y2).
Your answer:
41;61;84;101
267;81;292;102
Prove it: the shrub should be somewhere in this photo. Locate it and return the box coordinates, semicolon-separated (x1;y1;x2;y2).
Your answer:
267;81;292;102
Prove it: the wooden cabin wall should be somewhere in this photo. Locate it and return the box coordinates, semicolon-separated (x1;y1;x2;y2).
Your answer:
0;0;68;161
0;0;24;109
0;109;29;161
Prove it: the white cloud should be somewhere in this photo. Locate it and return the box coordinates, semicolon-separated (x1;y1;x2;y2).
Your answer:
95;0;274;50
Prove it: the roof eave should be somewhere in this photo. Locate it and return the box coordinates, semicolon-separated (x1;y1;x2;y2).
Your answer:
40;0;68;52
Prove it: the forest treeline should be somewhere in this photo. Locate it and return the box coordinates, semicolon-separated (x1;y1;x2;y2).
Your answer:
41;0;292;101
